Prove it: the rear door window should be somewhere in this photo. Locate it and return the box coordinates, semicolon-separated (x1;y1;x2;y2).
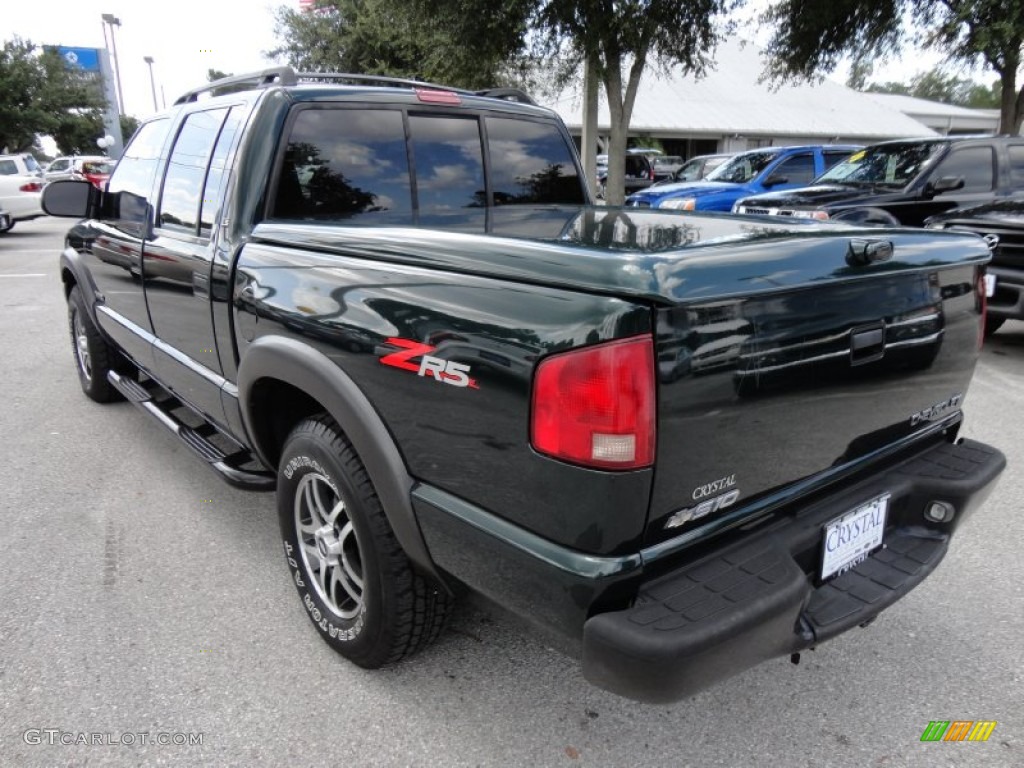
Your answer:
1008;145;1024;188
200;108;244;236
274;108;412;219
485;117;584;205
158;108;229;235
770;153;816;185
0;159;17;175
933;146;995;193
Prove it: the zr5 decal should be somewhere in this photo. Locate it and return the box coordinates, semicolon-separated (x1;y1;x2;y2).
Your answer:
379;338;479;389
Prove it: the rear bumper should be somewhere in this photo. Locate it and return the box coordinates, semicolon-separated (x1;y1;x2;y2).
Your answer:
582;438;1004;702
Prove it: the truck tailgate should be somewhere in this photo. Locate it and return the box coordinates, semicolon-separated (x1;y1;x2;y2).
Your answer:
646;229;989;546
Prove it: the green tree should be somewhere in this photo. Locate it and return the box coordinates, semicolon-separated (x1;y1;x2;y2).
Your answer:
207;68;233;82
763;0;1024;133
267;0;531;89
531;0;733;204
859;66;1001;108
120;114;141;143
0;37;107;153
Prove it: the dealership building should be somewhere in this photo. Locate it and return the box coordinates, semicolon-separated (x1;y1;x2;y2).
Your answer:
544;39;1001;158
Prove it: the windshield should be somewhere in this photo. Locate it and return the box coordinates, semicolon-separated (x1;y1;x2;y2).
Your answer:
706;150;781;184
816;142;945;187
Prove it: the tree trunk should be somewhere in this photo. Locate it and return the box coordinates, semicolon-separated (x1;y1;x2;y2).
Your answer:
600;38;652;206
998;46;1023;135
603;61;628;206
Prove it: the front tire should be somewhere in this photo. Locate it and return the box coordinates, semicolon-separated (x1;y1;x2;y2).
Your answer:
67;285;121;402
277;416;451;667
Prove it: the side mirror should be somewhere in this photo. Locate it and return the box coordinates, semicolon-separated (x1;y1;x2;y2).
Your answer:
764;175;789;187
42;180;99;218
927;176;965;196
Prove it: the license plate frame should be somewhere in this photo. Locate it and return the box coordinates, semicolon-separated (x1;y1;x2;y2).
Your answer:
820;493;890;581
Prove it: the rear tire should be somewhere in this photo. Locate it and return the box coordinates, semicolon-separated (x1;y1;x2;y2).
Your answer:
67;285;121;402
0;220;14;233
277;416;452;667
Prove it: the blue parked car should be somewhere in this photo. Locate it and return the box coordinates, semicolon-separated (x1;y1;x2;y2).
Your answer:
625;145;860;211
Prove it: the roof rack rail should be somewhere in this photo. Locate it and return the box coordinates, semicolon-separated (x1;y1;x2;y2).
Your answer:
172;67;539;107
174;66;298;105
475;87;536;106
296;72;476;96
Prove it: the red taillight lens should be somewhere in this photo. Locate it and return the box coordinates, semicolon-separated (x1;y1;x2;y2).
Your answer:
19;181;42;192
531;335;655;470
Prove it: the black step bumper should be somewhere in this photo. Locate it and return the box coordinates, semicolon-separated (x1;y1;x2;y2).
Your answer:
582;438;1005;703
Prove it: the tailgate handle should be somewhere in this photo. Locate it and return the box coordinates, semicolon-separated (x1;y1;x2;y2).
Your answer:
850;322;886;365
847;239;893;266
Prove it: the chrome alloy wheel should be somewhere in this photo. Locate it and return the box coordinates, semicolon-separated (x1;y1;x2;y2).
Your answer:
295;472;364;619
72;309;92;382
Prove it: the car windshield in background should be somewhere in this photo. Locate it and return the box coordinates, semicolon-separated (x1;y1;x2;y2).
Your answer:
816;142;945;187
706;150;780;184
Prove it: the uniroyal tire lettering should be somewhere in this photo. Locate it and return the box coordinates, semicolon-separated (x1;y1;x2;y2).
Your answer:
380;337;478;389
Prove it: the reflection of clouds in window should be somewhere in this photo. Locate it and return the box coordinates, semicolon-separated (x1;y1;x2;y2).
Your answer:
418;164;472;191
490;139;559;181
317;138;395;178
161;170;204;228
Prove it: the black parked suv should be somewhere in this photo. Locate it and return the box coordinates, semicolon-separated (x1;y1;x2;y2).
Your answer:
927;198;1024;335
734;136;1024;227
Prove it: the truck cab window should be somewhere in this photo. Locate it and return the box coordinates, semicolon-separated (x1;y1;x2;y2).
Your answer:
273;108;412;219
409;115;484;210
486;117;584;205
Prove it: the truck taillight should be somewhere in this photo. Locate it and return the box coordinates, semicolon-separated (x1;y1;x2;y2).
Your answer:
531;335;655;470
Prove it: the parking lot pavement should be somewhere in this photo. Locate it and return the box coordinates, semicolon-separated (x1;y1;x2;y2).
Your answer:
0;217;1021;767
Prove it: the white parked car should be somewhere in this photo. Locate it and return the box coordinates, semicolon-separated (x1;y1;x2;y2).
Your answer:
0;153;44;178
0;174;45;232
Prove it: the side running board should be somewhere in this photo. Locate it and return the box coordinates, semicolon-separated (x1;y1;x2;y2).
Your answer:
108;370;276;491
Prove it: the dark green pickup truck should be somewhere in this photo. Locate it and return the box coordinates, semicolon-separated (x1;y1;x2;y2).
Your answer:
43;68;1004;702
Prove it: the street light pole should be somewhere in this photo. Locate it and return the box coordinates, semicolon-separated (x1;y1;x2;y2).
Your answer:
101;13;125;115
143;56;158;112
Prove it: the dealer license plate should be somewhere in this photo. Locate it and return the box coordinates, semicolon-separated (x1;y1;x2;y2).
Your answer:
820;494;889;580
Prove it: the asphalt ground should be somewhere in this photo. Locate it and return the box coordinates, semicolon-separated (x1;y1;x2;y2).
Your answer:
0;216;1021;768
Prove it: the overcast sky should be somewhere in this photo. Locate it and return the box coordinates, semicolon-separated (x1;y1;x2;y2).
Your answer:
4;0;967;124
